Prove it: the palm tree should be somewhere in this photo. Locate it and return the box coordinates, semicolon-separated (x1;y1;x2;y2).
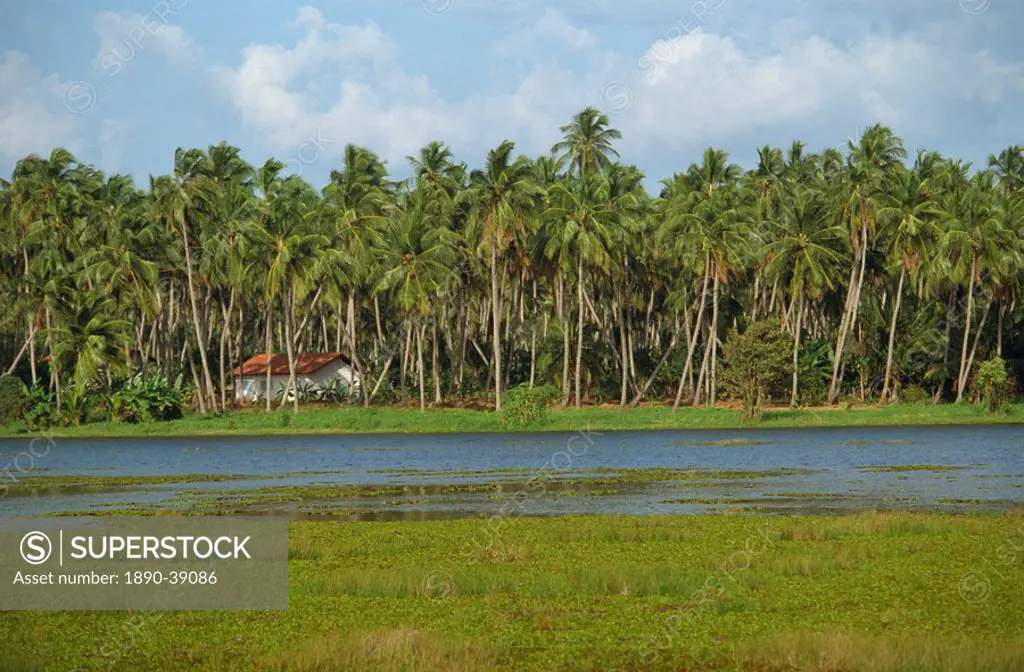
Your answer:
767;186;845;405
875;158;940;403
48;293;130;391
464;140;543;411
545;171;624;407
553;107;622;178
827;125;906;404
373;205;458;410
152;148;219;412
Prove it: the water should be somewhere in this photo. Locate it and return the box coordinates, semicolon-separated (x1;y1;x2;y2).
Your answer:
1;425;1022;518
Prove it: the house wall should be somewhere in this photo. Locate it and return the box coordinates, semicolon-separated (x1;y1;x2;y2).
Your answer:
236;361;360;402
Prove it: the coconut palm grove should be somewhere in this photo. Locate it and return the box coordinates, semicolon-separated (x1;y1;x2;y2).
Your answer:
1;107;1020;426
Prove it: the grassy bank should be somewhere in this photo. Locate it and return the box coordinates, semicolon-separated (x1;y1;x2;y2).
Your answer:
1;402;1021;439
2;512;1023;671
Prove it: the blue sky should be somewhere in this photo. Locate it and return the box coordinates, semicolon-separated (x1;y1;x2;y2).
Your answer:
1;0;1022;190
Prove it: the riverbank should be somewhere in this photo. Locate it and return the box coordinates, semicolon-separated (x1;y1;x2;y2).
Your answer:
2;512;1022;671
1;402;1020;439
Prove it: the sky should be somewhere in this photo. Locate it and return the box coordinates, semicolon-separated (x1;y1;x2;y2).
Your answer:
1;0;1022;190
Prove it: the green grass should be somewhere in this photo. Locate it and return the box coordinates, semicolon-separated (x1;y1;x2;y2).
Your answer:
2;511;1023;671
1;402;1021;438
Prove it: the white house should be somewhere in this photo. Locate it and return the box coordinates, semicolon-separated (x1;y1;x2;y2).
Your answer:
234;353;360;402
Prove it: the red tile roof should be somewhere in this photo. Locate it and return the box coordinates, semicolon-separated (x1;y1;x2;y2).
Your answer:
233;353;350;376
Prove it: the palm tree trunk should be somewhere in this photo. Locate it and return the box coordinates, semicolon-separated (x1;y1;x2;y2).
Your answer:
490;240;503;412
996;300;1004;357
709;273;720;408
417;321;426;412
400;324;411;407
574;255;585;408
673;260;711;412
432;321;442;404
829;226;868;404
264;302;273;413
790;293;804;407
559;272;570;406
879;265;906;404
178;210;218;413
956;254;977;403
961;300;991;403
279;287;299;412
5;323;36;376
219;289;235;412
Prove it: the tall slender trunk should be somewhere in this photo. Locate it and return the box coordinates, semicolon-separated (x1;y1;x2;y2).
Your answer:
177;209;218;413
489;241;503;411
709;273;720;407
673;258;711;412
961;301;991;403
956;254;977;403
28;315;37;386
400;324;411;407
828;225;868;404
879;266;905;404
996;300;1004;357
574;255;585;408
219;289;235;412
617;298;627;406
790;293;804;407
432;321;442;404
559;272;570;406
264;302;273;413
279;287;299;412
417;321;426;412
6;324;35;376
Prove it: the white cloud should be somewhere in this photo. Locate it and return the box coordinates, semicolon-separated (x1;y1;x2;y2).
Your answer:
495;9;597;55
92;11;196;77
212;6;1024;175
0;51;80;162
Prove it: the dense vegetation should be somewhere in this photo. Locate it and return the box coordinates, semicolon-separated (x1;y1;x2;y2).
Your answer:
2;108;1022;423
2;513;1023;671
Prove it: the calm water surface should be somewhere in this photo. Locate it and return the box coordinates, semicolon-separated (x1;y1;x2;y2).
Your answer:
1;425;1022;517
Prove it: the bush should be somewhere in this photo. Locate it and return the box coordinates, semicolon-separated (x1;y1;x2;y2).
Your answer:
901;385;928;405
976;357;1009;414
109;373;185;423
24;386;58;429
721;319;791;421
0;374;27;425
501;384;560;428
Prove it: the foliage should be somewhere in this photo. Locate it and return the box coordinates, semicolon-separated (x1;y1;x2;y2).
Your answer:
5;514;1024;671
500;384;560;428
2;122;1024;423
24;386;58;429
0;374;27;425
901;385;929;405
721;320;791;420
976;357;1010;413
109;373;185;423
60;386;93;426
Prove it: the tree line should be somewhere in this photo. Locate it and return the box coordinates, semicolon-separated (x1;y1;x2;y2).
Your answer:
1;107;1021;417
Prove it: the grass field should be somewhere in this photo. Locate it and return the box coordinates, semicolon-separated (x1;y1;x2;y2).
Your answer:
2;512;1023;671
1;402;1021;439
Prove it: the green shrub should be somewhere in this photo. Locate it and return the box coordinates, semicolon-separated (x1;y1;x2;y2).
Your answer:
721;319;790;420
109;373;185;423
61;387;93;426
501;384;560;428
976;357;1009;414
24;386;57;429
901;385;928;405
0;374;27;425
